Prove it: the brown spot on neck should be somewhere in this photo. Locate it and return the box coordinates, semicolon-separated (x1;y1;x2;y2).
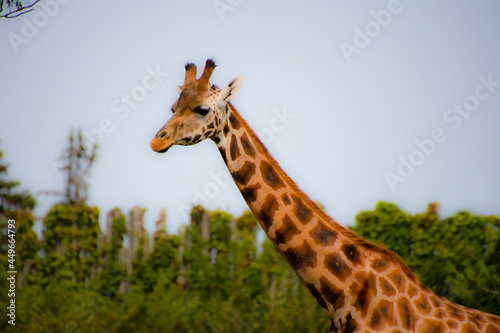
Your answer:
257;194;279;232
229;112;241;130
309;221;337;246
397;297;416;331
281;193;291;205
292;194;313;225
415;293;431;315
353;271;377;319
319;276;346;310
231;161;256;186
388;270;406;293
260;160;285;189
368;299;397;330
229;134;241;161
341;243;363;266
240;183;261;203
305;282;327;309
419;318;446;333
283;240;317;271
240;132;255;157
274;214;300;245
324;252;351;283
379;277;396;297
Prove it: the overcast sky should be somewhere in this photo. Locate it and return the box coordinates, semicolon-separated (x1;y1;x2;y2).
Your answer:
1;0;499;235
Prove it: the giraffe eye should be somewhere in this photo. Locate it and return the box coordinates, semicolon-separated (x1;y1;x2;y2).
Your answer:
192;106;210;116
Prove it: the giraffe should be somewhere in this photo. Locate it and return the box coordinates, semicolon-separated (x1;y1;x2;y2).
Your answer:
150;59;500;333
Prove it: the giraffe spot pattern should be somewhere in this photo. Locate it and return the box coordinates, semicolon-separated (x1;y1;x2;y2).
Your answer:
319;276;345;310
419;318;446;333
467;312;485;331
329;320;339;333
231;161;256;186
461;323;480;333
415;293;431;315
446;320;459;330
353;271;377;319
485;323;500;333
211;136;221;144
435;308;445;319
309;221;337;246
240;183;261;203
371;258;389;273
281;193;291;205
283;240;317;271
274;214;300;245
446;302;466;321
408;283;419;298
240;132;255;157
489;315;500;326
388;270;406;293
192;134;202;143
260;160;285;189
230;134;241;161
368;299;397;330
219;147;228;165
257;194;278;232
379;277;396;297
305;282;327;309
344;313;358;333
431;296;443;309
397;297;416;331
341;243;362;266
324;252;351;283
292;194;313;225
229;113;241;130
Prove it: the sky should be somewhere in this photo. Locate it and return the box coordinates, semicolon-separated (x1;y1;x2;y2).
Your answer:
1;0;499;235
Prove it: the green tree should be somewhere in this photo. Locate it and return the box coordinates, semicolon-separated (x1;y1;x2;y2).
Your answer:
93;208;127;299
40;204;101;286
182;205;211;296
0;149;36;217
54;128;97;206
0;147;39;332
353;201;500;315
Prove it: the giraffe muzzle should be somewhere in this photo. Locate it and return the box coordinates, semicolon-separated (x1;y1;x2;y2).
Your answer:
150;133;173;153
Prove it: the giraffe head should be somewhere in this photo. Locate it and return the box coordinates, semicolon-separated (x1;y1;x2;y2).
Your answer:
151;59;241;153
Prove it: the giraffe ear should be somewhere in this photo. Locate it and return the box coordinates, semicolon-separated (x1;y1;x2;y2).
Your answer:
176;85;183;94
220;76;241;102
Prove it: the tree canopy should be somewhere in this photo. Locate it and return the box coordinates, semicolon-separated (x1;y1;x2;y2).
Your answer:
0;144;498;331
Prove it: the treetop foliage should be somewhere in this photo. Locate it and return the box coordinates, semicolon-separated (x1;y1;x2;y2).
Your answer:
353;201;500;314
0;145;498;332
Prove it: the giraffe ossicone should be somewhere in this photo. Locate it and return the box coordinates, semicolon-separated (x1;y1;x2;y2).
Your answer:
151;59;500;333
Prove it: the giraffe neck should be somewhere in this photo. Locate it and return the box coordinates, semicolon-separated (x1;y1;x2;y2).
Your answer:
212;104;500;332
215;103;360;311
